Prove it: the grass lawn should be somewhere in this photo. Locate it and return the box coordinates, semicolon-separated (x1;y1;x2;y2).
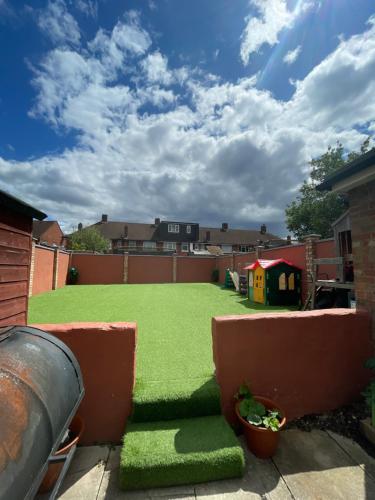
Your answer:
28;283;289;388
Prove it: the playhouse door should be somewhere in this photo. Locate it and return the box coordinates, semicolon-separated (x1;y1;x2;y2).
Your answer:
254;269;265;303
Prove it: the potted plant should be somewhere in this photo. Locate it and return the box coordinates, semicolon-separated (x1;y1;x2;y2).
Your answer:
235;384;286;458
360;358;375;445
38;414;85;493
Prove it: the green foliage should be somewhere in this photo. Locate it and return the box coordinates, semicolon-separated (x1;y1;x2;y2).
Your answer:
70;226;110;252
285;138;372;240
236;384;282;432
363;358;375;427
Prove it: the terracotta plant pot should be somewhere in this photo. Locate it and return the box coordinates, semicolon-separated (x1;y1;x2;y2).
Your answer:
38;415;85;493
235;396;286;459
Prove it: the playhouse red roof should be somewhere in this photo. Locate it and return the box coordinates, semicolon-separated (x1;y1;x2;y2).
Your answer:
243;258;302;271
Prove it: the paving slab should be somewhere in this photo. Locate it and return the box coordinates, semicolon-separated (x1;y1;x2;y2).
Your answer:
195;437;292;500
58;445;110;499
273;429;375;500
327;430;375;483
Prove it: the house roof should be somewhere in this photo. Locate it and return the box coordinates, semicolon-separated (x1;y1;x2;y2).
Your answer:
76;219;283;245
0;189;47;221
244;259;302;271
199;227;282;245
33;220;62;239
317;148;375;192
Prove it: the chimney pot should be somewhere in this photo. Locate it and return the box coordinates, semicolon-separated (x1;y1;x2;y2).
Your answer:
260;224;267;235
78;223;83;231
124;225;128;238
102;214;108;223
221;222;228;231
206;230;210;241
155;217;160;226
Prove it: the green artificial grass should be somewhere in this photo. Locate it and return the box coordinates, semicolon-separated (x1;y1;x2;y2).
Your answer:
29;284;290;421
120;415;245;490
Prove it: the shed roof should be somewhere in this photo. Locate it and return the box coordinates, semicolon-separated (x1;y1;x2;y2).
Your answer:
244;258;302;271
0;189;47;220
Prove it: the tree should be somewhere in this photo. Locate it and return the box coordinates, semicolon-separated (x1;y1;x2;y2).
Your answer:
69;226;110;252
285;138;372;240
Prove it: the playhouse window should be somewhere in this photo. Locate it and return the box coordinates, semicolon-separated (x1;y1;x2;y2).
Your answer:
288;273;295;290
279;273;286;290
249;273;253;287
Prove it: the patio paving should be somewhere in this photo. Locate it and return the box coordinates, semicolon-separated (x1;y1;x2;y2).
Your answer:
56;429;375;499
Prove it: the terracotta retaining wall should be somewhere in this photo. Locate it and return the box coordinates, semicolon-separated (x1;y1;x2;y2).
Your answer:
32;246;55;296
57;251;70;289
212;309;372;426
176;257;216;283
33;322;137;445
128;255;173;284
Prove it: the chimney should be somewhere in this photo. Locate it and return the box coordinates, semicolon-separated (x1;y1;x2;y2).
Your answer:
124;225;128;238
78;222;83;231
287;235;291;245
101;214;108;223
221;222;228;232
260;224;267;235
154;217;160;226
206;231;211;241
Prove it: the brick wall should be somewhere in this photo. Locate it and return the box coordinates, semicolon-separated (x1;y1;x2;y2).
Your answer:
349;178;375;341
30;245;70;296
37;222;64;246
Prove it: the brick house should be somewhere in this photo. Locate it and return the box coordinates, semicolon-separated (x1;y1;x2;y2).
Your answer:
73;215;284;255
318;147;375;340
33;220;65;247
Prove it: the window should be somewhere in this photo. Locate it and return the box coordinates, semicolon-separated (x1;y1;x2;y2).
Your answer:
168;224;179;233
221;245;233;254
240;245;252;253
186;225;191;234
164;242;176;251
288;273;295;290
128;240;136;248
279;273;286;290
116;240;122;247
143;241;156;250
181;242;189;252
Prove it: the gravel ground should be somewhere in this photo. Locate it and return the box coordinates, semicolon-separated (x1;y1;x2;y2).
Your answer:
287;399;375;458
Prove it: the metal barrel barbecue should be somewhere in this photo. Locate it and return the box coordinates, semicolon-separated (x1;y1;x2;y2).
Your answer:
0;325;85;500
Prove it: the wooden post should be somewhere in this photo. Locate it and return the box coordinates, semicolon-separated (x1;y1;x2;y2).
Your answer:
173;254;177;283
28;241;36;297
303;234;321;307
52;248;59;290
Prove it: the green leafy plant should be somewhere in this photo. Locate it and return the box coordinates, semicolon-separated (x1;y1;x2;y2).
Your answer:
235;384;282;432
363;358;375;427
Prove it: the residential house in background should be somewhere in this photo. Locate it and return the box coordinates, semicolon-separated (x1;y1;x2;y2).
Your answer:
70;215;285;254
33;220;65;247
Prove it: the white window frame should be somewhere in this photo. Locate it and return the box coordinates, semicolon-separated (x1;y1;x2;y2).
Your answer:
221;244;233;254
128;240;137;248
164;241;176;251
181;242;189;252
240;245;250;253
143;241;157;249
168;223;180;233
186;225;191;234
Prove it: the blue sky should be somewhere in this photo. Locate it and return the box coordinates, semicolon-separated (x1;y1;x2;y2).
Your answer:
0;0;374;234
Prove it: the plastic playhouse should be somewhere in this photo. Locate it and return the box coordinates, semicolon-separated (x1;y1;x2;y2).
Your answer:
244;259;302;306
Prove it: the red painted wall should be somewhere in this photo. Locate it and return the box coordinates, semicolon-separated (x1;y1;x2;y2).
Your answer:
233;253;256;275
212;309;372;426
32;246;54;296
176;257;216;282
71;254;124;284
33;322;137;445
128;255;173;283
57;251;70;288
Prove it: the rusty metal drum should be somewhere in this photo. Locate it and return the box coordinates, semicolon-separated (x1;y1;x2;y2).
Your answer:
0;325;84;500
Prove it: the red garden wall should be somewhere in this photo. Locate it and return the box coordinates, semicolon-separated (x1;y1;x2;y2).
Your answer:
176;257;216;283
32;246;54;296
217;256;233;284
71;254;123;284
315;239;337;280
212;309;372;426
57;251;70;289
128;255;173;284
32;322;137;445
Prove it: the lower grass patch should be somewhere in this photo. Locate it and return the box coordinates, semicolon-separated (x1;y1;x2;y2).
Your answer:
120;415;245;490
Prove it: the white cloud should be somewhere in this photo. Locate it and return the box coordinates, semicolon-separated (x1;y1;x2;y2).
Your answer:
38;0;81;46
76;0;98;18
283;45;302;64
240;0;311;66
1;10;374;236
